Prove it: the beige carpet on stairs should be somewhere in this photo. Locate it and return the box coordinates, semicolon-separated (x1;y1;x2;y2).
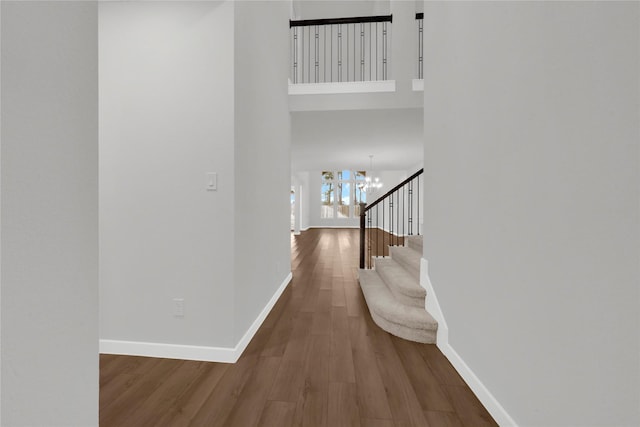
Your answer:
358;235;438;344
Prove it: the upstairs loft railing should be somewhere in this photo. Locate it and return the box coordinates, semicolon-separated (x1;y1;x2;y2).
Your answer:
290;15;393;84
416;13;424;79
359;169;423;269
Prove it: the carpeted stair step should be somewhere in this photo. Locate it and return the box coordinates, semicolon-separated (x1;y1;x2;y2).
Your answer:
389;245;421;282
358;269;437;344
374;258;426;308
406;235;423;253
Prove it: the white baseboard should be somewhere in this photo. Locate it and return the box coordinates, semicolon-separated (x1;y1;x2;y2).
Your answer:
99;339;238;363
420;257;517;427
420;258;449;344
233;271;292;360
308;225;359;229
100;272;293;364
437;341;517;427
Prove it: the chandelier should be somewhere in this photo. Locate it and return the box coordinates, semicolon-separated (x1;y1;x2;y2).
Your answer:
359;155;383;193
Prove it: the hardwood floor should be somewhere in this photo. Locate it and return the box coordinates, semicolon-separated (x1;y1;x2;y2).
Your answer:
100;228;497;426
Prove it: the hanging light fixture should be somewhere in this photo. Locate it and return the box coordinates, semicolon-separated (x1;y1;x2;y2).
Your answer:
359;154;383;193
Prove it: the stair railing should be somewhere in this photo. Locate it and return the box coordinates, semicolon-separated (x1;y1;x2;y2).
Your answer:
359;169;423;269
290;14;393;84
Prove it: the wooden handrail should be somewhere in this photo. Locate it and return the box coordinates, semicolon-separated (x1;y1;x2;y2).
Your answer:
363;168;423;212
290;14;392;28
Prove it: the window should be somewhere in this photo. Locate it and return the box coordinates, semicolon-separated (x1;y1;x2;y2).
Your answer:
321;170;366;219
321;171;334;218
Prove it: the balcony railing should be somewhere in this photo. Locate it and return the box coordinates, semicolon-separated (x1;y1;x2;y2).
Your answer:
289;15;393;84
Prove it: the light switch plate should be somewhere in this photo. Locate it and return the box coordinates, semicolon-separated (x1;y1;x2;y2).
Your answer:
207;172;217;191
173;298;184;317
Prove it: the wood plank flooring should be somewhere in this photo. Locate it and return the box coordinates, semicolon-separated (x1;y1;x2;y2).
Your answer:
100;228;497;426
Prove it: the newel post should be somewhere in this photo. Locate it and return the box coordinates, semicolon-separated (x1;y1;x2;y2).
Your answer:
359;202;367;269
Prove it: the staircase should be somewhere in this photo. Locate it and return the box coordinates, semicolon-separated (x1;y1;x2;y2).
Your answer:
358;235;438;343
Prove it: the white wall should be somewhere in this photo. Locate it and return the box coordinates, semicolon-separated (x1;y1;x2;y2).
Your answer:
100;2;237;348
423;2;639;425
297;171;311;230
293;0;388;20
1;2;98;425
233;0;292;342
1;4;3;419
291;108;423;172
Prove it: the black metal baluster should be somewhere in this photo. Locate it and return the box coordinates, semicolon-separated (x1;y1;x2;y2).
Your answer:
346;24;349;81
408;181;413;236
315;25;319;83
353;23;356;81
391;192;400;246
369;22;372;81
330;25;333;82
382;22;387;80
376;22;378;80
418;17;424;79
360;22;365;81
389;196;393;246
376;204;379;261
367;213;372;268
402;184;405;239
338;25;342;82
382;199;385;257
359;210;365;269
323;25;326;82
307;26;311;83
293;28;298;83
417;175;420;235
393;192;396;246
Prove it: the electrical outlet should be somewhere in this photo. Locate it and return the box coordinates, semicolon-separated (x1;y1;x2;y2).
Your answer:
173;298;184;317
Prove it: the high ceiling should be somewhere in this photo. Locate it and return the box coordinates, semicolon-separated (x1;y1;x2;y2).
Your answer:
291;108;423;172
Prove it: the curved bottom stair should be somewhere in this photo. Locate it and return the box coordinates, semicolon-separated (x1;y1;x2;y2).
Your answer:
358;235;438;344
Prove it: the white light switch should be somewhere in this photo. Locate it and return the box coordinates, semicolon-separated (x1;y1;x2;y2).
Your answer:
173;298;184;317
206;172;217;191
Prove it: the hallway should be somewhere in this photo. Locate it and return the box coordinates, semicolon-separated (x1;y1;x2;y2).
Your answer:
99;229;496;426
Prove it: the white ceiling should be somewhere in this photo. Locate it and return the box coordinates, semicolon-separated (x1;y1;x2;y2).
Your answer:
291;108;423;172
